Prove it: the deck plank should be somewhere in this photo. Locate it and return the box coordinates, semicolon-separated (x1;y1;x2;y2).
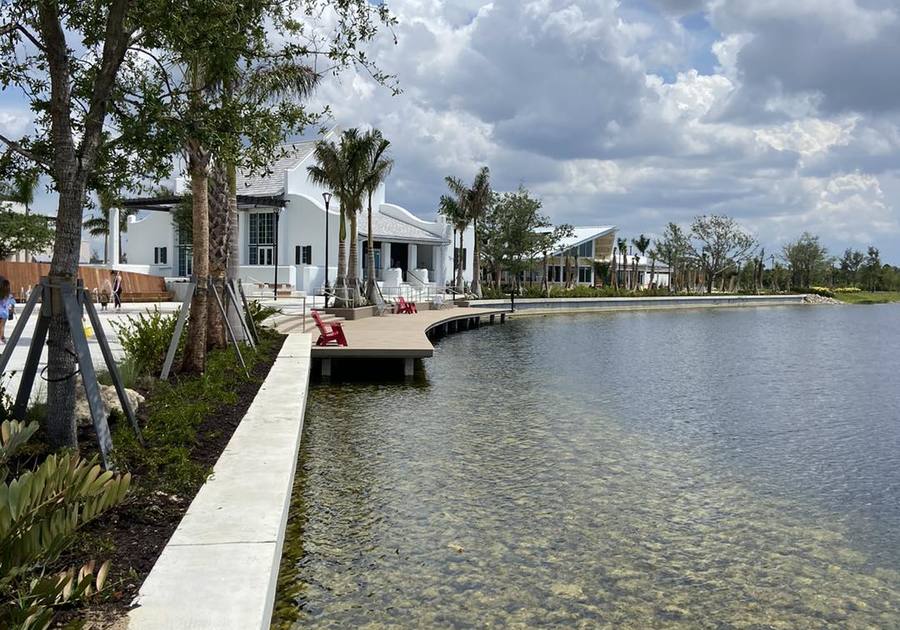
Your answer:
309;307;508;358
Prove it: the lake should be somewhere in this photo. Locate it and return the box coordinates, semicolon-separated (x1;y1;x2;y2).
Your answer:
273;304;900;628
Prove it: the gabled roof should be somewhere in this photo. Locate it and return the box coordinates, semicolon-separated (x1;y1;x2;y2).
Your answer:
358;211;448;244
550;226;616;255
235;141;317;197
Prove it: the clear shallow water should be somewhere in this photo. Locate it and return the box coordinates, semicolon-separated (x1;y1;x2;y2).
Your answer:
273;305;900;628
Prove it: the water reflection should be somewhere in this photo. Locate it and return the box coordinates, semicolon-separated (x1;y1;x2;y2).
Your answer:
274;305;900;628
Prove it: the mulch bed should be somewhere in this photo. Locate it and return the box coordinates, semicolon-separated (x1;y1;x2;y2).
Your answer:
53;333;286;628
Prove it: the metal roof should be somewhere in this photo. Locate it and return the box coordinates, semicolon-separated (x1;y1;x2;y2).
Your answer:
550;226;617;255
235;141;316;196
358;212;447;244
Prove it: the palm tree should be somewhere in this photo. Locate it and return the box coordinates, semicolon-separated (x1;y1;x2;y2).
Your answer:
616;238;628;289
308;128;370;307
444;176;470;293
3;171;39;260
632;234;650;290
82;189;135;264
361;130;393;303
447;166;490;297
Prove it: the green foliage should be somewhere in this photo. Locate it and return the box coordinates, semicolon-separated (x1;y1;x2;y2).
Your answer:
782;233;830;288
805;286;836;298
0;210;54;261
113;336;279;493
834;287;862;293
832;291;900;305
0;420;129;629
247;300;282;327
112;308;181;377
479;285;672;299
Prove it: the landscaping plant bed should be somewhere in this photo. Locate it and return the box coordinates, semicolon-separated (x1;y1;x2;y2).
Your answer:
52;332;286;628
323;305;377;319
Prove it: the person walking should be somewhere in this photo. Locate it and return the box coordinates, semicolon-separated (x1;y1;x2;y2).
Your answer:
111;270;123;310
0;278;16;343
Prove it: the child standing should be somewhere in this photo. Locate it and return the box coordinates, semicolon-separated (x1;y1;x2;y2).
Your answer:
100;277;112;311
0;279;16;343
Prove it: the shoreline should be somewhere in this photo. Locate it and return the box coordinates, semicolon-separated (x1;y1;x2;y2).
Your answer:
470;294;810;316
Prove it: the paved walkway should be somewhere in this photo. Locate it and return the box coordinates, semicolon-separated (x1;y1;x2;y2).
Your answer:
309;306;509;359
0;302;180;401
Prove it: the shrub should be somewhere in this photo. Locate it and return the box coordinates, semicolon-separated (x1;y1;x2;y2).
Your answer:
807;286;836;298
0;419;130;628
112;307;181;377
247;300;282;327
834;287;861;293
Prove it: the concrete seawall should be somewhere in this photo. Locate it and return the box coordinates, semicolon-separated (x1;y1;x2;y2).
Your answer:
471;294;808;315
129;333;312;630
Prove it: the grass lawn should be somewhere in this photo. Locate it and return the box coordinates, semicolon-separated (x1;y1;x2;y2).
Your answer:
834;291;900;304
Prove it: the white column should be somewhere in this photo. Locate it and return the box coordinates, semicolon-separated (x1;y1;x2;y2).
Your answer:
408;243;418;271
381;242;392;272
109;206;121;267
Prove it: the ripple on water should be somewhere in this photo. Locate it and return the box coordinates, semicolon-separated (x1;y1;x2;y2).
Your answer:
273;306;900;628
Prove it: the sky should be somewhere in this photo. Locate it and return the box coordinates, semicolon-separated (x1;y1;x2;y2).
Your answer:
2;0;899;263
305;0;900;262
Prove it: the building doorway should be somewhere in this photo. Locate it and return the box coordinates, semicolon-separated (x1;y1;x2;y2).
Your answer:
391;242;408;280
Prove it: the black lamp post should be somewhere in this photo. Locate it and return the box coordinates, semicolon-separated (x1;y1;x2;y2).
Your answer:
322;191;332;307
273;206;282;301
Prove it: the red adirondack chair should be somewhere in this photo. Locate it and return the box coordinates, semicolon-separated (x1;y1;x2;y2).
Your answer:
395;296;417;314
311;310;348;346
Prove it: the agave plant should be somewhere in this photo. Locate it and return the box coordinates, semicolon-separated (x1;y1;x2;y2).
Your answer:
0;420;130;629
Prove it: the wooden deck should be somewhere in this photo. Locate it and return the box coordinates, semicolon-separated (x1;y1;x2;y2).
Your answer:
310;306;509;376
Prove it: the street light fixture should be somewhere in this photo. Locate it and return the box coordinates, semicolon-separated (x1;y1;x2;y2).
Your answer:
273;205;282;301
322;191;332;308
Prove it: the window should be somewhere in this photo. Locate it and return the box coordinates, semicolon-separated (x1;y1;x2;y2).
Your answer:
153;247;168;265
296;245;312;265
577;241;593;257
453;247;468;271
248;212;275;265
154;247;158;264
578;266;592;283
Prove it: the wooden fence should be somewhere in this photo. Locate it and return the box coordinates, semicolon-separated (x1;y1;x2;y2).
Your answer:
0;262;170;301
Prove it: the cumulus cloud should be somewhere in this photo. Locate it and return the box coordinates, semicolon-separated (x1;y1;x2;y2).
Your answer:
303;0;900;261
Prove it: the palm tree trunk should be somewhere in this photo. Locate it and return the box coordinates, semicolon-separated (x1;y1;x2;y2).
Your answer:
224;160;245;340
471;215;482;298
455;230;464;293
206;160;228;349
347;207;360;306
335;208;348;307
365;192;378;303
103;233;108;264
181;147;210;373
542;252;550;297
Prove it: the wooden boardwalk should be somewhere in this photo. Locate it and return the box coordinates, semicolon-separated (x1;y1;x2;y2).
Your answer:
310;306;509;376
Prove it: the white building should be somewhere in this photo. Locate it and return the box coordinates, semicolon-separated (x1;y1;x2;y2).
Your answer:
121;129;474;296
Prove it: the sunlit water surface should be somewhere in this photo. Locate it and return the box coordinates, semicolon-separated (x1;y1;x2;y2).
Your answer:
273;305;900;628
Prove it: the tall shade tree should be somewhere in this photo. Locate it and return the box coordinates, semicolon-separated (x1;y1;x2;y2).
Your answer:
782;232;829;289
361;130;393;303
690;215;757;294
0;1;148;448
0;208;54;260
0;0;395;448
651;222;691;293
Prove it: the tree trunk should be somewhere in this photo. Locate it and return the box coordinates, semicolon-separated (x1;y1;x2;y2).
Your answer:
347;207;360;306
206;160;228;349
181;150;210;373
455;230;464;293
225;160;245;340
45;181;85;450
335;208;348;307
471;215;482;298
103;233;108;264
365;193;378;303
